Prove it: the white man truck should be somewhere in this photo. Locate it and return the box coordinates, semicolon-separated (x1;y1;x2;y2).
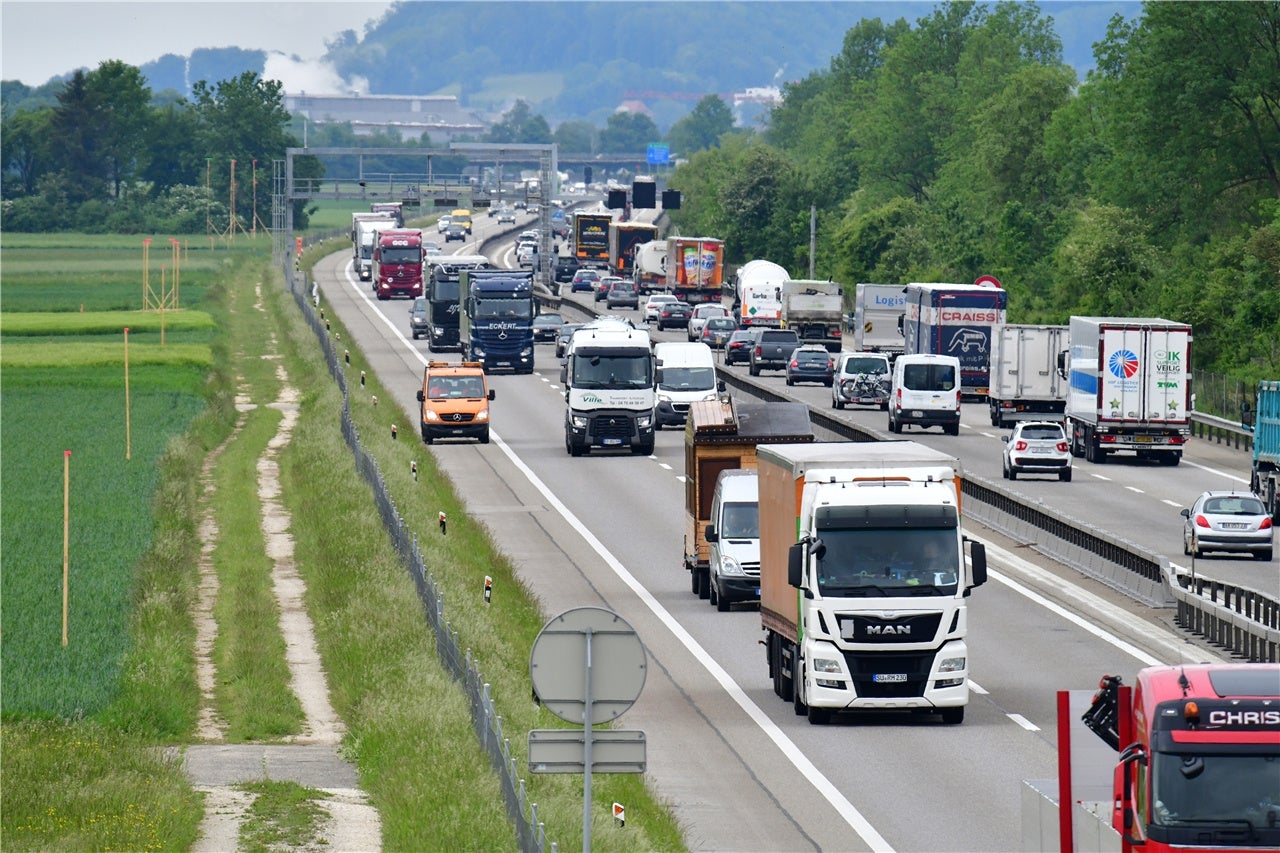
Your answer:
351;212;395;282
758;441;987;725
1057;316;1191;465
563;321;657;456
987;323;1069;428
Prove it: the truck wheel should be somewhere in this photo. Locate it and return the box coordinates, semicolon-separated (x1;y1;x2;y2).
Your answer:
1162;452;1181;467
807;704;831;725
708;577;718;607
749;363;760;377
792;668;808;716
632;440;654;455
941;706;965;725
479;429;490;445
945;423;960;436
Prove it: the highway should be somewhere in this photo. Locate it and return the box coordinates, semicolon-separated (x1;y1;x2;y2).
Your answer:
313;211;1258;852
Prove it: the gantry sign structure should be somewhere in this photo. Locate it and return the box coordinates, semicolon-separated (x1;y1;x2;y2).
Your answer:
272;144;559;289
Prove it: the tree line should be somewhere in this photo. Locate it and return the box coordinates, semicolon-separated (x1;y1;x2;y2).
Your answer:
666;1;1280;385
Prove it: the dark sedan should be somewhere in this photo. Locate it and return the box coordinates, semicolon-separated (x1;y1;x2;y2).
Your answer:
724;329;754;365
444;223;468;243
532;312;564;343
555;323;583;359
656;301;694;330
785;344;836;386
699;317;738;349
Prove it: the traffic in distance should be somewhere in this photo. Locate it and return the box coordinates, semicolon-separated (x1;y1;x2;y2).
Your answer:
332;194;1277;852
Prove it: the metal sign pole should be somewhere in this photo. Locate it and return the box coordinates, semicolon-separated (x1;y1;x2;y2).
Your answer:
582;626;593;853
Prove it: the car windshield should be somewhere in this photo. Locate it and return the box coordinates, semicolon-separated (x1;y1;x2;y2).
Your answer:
720;501;759;539
535;314;563;326
706;319;736;331
814;529;959;596
1020;426;1064;441
842;357;887;375
1202;496;1266;515
427;376;486;399
659;366;715;391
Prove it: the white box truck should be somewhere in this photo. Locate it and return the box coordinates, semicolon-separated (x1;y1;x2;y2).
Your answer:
758;441;987;725
1058;317;1191;465
563;320;657;456
987;323;1069;428
852;283;906;358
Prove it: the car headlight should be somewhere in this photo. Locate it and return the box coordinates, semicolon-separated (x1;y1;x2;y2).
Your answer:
571;415;588;429
425;411;441;422
721;556;745;576
637;413;652;429
812;657;842;674
657;394;672;404
473;345;485;357
701;392;717;402
521;346;533;357
476;409;489;422
938;656;966;673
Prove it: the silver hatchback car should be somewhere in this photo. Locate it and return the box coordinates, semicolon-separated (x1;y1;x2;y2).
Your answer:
1181;491;1274;561
1001;421;1071;481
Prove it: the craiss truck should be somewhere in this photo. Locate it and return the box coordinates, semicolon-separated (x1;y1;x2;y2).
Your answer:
1250;380;1280;519
758;442;987;725
683;398;814;605
987;323;1069;428
1076;663;1280;852
902;282;1008;398
1058;316;1191;465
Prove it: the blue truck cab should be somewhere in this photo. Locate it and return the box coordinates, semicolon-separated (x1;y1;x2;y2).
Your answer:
426;255;491;353
460;269;536;373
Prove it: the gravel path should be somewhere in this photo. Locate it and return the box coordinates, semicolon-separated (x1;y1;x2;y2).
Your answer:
176;311;382;851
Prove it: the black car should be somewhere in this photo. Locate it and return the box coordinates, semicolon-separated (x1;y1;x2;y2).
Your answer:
444;223;467;243
555;323;583;359
748;328;801;375
409;296;429;340
607;282;640;310
724;329;755;364
594;277;626;303
656;301;694;330
785;344;836;386
554;255;580;283
532;312;564;343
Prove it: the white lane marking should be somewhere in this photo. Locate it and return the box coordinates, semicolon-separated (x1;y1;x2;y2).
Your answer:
980;432;996;438
968;680;989;695
1008;714;1040;732
1091;474;1112;481
1162;499;1182;508
676;475;687;483
489;430;895;852
1180;458;1249;485
658;462;672;471
1126;486;1144;494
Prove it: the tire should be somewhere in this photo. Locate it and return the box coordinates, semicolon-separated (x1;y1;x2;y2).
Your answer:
941;706;965;725
1164;452;1181;467
1059;468;1072;482
1008;465;1017;481
880;401;889;411
633;440;654;455
1001;459;1009;479
697;568;710;600
690;565;700;595
807;704;831;725
1190;537;1202;559
716;587;731;612
792;667;808;716
945;423;960;436
786;377;794;386
834;397;844;410
750;363;760;377
479;429;490;445
425;435;434;445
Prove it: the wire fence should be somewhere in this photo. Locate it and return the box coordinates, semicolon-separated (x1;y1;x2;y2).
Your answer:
285;265;557;853
1192;368;1251;424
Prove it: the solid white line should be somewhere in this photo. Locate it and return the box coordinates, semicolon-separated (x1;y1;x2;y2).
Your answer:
1180;458;1249;485
968;680;989;695
1008;713;1040;732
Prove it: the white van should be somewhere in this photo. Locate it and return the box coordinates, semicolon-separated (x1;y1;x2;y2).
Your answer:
888;353;961;435
654;341;721;429
704;469;760;611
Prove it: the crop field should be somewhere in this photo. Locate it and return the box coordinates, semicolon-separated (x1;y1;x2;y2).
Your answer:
1;235;220;717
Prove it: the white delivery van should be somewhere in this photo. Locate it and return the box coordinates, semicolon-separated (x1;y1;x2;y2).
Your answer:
888;353;962;435
654;341;721;429
704;469;761;611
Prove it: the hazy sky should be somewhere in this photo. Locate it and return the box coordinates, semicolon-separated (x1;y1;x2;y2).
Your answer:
1;1;395;86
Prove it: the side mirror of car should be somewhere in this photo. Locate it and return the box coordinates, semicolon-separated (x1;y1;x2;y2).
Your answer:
1180;508;1191;519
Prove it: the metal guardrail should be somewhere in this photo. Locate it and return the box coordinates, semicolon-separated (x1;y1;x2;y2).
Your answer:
286;266;558;853
1188;411;1255;453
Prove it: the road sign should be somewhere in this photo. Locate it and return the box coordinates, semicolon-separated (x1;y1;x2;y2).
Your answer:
529;607;647;725
527;729;646;774
974;274;1002;288
646;143;670;165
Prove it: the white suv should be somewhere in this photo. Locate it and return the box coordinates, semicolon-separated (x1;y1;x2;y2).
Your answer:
643;293;678;323
1001;421;1072;481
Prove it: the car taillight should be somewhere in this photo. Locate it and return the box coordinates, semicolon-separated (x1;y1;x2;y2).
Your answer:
1056;442;1069;452
755;346;762;356
1015;440;1028;451
790;360;799;368
1195;515;1210;528
1262;517;1273;530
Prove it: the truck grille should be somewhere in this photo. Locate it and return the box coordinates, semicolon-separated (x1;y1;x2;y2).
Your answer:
741;561;760;578
842;650;935;698
440;412;475;423
592;416;633;441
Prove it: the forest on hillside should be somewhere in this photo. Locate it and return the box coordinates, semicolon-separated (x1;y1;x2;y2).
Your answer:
666;1;1280;387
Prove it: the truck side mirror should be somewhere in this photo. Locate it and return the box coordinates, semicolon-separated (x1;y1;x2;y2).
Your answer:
966;540;987;590
704;524;718;543
717;379;726;392
487;389;496;401
416;390;424;402
787;542;805;588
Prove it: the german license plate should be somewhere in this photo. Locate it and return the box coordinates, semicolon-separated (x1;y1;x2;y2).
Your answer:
754;587;761;596
1222;523;1249;530
603;438;622;446
1032;447;1052;454
873;673;908;683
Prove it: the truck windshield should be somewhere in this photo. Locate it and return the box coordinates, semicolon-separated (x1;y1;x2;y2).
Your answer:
430;280;460;302
1151;752;1280;832
720;502;759;539
474;299;532;320
381;247;421;265
813;529;959;595
659;366;715;392
572;353;652;389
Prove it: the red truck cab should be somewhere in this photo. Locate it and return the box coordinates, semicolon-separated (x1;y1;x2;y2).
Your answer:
373;228;425;300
